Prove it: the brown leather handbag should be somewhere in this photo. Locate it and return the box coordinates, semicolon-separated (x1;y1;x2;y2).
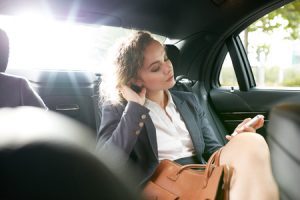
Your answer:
143;148;233;200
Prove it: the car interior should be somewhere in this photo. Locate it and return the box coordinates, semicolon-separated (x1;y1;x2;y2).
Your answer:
0;0;299;199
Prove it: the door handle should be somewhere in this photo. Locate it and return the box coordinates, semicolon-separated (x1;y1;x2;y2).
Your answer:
55;104;80;111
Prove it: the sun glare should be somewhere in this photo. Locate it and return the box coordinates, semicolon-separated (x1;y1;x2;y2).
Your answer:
0;12;166;72
0;13;104;71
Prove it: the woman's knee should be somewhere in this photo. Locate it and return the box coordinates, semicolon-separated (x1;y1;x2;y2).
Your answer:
221;132;270;165
235;132;267;149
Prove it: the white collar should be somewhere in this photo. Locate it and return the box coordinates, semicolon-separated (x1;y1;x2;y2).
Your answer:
145;90;175;107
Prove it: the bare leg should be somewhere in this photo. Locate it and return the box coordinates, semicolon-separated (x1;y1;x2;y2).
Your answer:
220;132;279;200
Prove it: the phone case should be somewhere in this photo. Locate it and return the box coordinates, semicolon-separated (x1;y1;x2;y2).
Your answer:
130;84;142;93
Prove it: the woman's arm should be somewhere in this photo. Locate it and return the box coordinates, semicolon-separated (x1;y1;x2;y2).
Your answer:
97;101;149;158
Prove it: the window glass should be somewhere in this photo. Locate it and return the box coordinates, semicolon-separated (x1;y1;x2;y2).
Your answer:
0;15;166;72
219;53;238;87
240;1;300;88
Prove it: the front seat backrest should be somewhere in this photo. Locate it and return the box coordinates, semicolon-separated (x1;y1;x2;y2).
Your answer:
0;107;139;200
267;97;300;200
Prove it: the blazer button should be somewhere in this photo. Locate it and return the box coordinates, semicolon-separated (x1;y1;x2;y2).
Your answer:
141;114;147;119
135;130;141;135
139;122;144;128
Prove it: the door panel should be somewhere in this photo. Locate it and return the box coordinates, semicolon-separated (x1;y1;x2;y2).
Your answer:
210;88;300;137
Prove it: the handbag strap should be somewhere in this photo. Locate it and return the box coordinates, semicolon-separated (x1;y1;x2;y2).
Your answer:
203;148;223;187
175;164;207;174
207;147;223;166
213;148;223;166
169;148;224;187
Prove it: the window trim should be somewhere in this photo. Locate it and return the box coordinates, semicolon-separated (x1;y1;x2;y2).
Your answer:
225;36;255;91
236;35;256;88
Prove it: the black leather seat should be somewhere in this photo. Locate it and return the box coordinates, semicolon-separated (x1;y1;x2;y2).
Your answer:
0;107;139;200
267;96;300;200
0;28;47;108
165;44;180;71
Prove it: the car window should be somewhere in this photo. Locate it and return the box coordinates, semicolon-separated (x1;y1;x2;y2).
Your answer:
219;53;238;88
0;14;166;72
220;1;300;89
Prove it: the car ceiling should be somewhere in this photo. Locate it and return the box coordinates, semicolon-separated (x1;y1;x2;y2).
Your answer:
0;0;291;39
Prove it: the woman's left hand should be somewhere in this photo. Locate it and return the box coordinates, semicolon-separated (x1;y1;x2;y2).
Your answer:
226;115;264;140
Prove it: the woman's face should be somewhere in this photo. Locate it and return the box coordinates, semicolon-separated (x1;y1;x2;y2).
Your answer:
136;40;175;92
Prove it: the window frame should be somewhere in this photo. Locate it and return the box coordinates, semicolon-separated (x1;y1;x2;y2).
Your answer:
214;35;256;92
225;35;256;91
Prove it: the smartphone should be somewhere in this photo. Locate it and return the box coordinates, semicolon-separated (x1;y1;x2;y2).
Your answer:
130;83;142;94
244;115;264;127
231;115;264;136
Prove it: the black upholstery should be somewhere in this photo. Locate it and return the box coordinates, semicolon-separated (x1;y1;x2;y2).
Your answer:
165;44;180;73
0;28;47;108
0;107;139;200
267;96;300;200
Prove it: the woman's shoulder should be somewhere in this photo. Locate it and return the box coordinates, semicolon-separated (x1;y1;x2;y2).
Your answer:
101;100;126;113
170;90;203;113
102;100;124;107
170;90;197;101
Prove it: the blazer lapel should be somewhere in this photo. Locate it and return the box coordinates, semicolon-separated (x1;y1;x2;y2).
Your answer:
172;94;202;152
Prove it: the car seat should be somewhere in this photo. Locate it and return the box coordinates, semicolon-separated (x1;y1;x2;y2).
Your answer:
0;107;139;200
0;28;47;108
267;96;300;200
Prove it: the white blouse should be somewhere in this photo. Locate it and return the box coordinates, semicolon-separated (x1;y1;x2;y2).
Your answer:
144;91;195;161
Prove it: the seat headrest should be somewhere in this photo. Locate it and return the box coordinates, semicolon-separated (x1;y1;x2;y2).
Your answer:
267;96;300;200
165;44;180;72
0;28;9;72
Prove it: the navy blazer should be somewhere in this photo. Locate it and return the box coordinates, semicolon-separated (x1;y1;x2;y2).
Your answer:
97;90;222;184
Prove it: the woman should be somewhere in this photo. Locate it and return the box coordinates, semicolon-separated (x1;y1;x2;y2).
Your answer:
97;31;279;200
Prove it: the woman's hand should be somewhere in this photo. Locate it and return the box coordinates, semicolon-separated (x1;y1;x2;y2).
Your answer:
120;85;146;105
226;115;264;140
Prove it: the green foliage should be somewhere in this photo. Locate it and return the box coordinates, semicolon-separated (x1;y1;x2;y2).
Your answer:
257;66;300;87
264;67;279;85
220;65;300;87
282;67;300;86
219;67;238;86
248;0;300;40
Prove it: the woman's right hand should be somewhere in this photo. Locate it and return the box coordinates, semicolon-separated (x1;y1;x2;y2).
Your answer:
120;85;146;105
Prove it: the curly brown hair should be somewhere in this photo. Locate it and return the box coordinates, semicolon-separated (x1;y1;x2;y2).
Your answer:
115;31;155;87
100;31;156;103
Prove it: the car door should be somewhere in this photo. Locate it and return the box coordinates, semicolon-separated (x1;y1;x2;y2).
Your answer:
209;1;300;137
